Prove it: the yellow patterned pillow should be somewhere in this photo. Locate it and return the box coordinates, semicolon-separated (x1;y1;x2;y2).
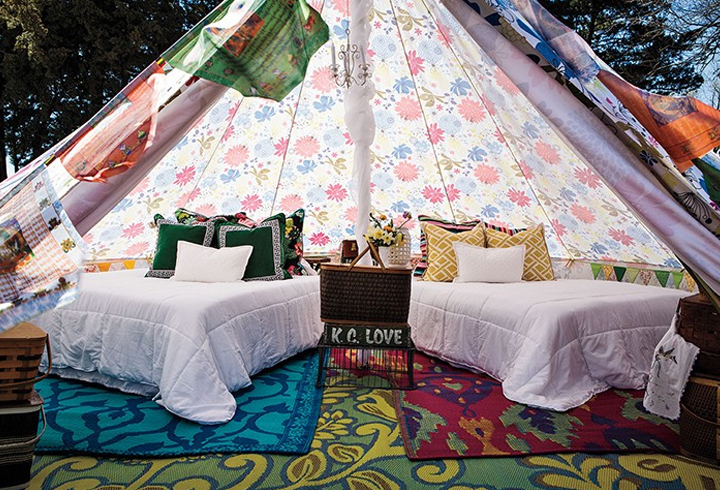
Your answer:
423;223;485;282
485;224;554;281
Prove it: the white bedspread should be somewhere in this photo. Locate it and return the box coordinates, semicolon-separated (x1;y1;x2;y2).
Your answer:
35;269;322;424
410;279;690;411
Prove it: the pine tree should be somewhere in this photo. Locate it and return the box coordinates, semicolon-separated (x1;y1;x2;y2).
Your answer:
0;0;216;177
540;0;703;95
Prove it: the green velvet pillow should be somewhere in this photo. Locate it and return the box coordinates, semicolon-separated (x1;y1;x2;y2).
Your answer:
217;215;289;281
146;220;214;278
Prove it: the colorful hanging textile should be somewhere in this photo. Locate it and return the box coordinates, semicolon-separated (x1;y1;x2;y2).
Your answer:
56;63;166;182
473;0;720;232
165;0;329;101
692;152;720;206
597;70;720;169
0;165;84;333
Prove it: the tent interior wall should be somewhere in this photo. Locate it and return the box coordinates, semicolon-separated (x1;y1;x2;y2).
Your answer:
31;0;720;300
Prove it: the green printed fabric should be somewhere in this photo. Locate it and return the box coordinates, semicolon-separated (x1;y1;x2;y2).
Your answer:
165;0;328;101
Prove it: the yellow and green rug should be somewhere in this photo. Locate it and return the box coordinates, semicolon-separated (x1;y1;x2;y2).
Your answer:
31;387;720;489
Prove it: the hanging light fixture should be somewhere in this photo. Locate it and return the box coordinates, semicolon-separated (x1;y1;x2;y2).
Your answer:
330;8;370;88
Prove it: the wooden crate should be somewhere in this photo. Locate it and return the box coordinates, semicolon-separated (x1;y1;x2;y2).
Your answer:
0;323;49;403
317;323;415;390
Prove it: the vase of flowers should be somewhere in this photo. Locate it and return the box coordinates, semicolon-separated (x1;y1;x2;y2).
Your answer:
366;211;412;268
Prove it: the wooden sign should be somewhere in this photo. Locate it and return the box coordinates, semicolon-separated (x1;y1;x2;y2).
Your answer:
324;323;410;348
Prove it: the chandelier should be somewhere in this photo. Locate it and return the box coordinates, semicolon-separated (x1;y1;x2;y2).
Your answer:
330;26;370;89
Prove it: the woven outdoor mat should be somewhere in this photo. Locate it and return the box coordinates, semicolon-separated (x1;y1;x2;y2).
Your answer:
395;352;679;459
35;350;322;457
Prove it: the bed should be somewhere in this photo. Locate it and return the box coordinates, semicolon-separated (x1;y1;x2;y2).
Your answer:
409;279;690;411
35;269;322;424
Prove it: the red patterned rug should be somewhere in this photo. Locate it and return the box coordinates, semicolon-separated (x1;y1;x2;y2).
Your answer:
394;352;679;459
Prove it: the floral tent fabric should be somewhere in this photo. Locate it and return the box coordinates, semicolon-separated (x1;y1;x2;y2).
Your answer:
76;0;678;271
17;0;720;302
457;0;720;296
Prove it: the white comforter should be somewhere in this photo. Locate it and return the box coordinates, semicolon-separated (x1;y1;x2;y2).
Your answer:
35;269;322;424
410;279;690;411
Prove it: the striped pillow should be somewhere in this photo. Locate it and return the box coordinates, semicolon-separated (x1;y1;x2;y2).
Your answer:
414;215;525;278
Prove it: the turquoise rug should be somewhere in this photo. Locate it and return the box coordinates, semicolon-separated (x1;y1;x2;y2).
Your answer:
34;350;321;457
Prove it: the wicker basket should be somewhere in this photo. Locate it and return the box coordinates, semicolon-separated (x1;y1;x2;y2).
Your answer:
678;293;720;376
680;375;719;464
320;263;412;325
0;391;45;490
0;323;50;403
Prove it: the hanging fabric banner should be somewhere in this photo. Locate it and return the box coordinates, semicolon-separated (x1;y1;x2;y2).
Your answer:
165;0;329;101
0;164;85;333
56;63;166;183
597;70;720;168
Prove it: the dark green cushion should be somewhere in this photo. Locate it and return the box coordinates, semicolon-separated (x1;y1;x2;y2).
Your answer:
217;215;289;281
146;220;214;278
173;207;307;276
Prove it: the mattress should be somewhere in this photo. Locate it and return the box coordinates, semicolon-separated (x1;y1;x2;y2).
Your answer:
35;269;322;424
410;279;690;411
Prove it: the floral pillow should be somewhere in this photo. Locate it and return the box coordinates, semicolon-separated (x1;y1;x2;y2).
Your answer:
282;209;306;276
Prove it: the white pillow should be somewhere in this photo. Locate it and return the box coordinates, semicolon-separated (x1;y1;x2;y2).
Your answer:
173;241;253;283
453;242;525;283
299;257;318;276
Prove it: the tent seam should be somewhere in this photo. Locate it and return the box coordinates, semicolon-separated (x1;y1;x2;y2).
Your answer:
177;96;246;211
419;0;577;258
270;0;329;215
387;0;456;223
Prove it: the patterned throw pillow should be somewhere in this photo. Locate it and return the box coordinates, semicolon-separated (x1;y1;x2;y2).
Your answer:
423;223;486;282
414;215;524;278
173;208;257;247
217;214;290;281
282;209;306;276
485;224;555;281
172;207;306;276
146;219;214;278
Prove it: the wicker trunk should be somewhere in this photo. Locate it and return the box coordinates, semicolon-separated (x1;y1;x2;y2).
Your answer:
680;376;720;464
678;293;720;376
0;391;44;490
318;259;415;390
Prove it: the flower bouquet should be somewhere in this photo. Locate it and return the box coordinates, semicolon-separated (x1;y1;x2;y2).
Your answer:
365;211;412;268
366;211;412;247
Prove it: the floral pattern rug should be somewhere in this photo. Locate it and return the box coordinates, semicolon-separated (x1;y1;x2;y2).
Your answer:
395;353;680;459
34;350;321;457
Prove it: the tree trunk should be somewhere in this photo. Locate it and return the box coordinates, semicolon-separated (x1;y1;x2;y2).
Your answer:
0;79;8;182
